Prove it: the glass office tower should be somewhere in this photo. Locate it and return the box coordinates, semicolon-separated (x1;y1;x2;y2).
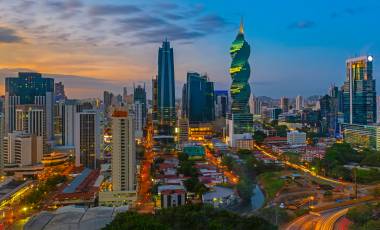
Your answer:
343;56;376;125
157;40;176;134
182;72;215;123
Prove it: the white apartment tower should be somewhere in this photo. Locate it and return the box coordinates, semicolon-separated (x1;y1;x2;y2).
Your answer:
111;110;136;192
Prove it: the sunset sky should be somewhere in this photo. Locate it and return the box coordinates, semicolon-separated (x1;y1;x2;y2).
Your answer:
0;0;380;98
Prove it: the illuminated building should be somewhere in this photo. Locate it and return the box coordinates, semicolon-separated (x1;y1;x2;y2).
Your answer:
5;72;54;147
111;110;136;192
227;20;253;147
75;110;101;169
177;118;189;144
343;56;376;125
156;39;176;135
342;123;380;150
188;124;213;141
182;72;215;123
0;113;4;172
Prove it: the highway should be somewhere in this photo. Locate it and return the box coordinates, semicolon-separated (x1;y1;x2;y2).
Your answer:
285;208;348;230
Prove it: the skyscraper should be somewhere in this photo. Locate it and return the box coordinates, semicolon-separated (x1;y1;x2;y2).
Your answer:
182;72;215;123
54;82;66;102
75;110;101;169
103;91;114;108
111;110;136;192
157;40;176;134
295;95;303;111
133;84;147;128
343;56;376;124
5;72;54;143
214;90;229;118
280;96;289;113
227;20;253;146
249;95;262;115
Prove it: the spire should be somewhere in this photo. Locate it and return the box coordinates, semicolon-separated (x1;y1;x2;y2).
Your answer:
239;17;244;34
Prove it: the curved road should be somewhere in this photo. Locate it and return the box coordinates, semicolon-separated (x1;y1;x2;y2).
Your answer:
285;208;349;230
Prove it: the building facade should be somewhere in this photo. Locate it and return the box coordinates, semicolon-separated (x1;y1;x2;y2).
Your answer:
111;110;136;192
156;40;176;134
343;56;376;125
227;21;253;147
3;131;43;166
214;90;229;118
5;72;54;146
295;95;303;111
182;72;215;123
280;96;289;113
342;123;380;151
75;110;101;169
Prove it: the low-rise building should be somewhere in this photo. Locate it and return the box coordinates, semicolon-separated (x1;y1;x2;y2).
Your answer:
341;123;380;150
287;130;306;146
157;184;186;209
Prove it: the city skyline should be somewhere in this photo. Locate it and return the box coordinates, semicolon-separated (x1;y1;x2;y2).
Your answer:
1;0;380;98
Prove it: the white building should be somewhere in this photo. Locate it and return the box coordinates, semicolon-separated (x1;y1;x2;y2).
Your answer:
295;95;303;111
249;95;262;115
63;100;77;147
287;130;306;146
75;110;101;169
111;110;136;192
3;131;43;166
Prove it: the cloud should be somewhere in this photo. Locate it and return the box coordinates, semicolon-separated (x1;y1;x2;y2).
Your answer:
288;20;315;29
330;7;367;19
115;15;170;34
0;27;23;43
162;13;184;20
134;25;205;44
194;15;229;32
46;0;83;11
88;4;141;16
154;2;179;10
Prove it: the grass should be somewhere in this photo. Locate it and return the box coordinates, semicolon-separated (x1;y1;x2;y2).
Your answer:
258;172;285;199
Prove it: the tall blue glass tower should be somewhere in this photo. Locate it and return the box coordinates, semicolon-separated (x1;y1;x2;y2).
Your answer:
157;39;176;134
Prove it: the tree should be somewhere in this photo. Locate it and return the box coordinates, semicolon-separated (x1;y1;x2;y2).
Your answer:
253;130;267;144
347;204;372;226
237;179;253;202
104;204;276;230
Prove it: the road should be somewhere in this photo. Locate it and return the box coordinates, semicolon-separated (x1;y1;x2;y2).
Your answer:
285;208;348;230
205;147;239;184
136;122;155;213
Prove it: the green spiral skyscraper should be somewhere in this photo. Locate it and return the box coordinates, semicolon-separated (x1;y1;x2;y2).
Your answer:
229;20;253;135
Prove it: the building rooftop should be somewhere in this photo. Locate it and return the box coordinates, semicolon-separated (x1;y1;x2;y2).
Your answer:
25;205;128;230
